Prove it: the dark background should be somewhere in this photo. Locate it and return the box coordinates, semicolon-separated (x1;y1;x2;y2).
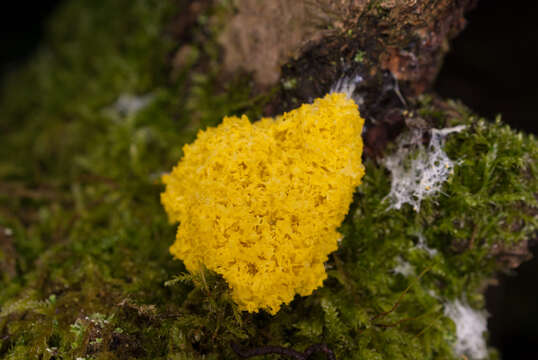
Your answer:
436;3;538;357
1;1;537;358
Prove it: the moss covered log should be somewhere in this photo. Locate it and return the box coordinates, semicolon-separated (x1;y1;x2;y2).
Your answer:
0;0;536;359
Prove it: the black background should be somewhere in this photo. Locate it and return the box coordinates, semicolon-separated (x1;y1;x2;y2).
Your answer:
1;1;537;358
436;3;538;356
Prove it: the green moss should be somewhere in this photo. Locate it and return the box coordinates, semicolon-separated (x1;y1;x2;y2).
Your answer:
353;50;366;63
1;1;536;359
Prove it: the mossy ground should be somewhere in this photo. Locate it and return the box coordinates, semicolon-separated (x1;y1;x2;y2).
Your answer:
0;1;536;359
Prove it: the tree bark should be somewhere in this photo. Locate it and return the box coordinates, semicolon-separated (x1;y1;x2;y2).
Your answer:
215;0;477;153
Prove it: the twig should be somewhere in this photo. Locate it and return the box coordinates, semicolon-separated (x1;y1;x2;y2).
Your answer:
371;265;432;322
414;314;442;339
468;223;479;250
231;342;336;360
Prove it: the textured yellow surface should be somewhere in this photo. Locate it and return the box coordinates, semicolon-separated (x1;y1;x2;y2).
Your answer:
161;93;365;314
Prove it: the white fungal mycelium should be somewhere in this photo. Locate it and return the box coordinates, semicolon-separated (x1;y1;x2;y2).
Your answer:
444;298;489;359
330;74;365;106
392;256;414;276
383;125;466;212
107;93;155;118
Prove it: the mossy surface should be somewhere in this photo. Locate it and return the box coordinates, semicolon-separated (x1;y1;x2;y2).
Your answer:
0;1;536;359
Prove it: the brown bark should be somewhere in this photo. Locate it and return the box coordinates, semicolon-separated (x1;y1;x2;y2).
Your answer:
219;0;476;108
212;0;477;157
